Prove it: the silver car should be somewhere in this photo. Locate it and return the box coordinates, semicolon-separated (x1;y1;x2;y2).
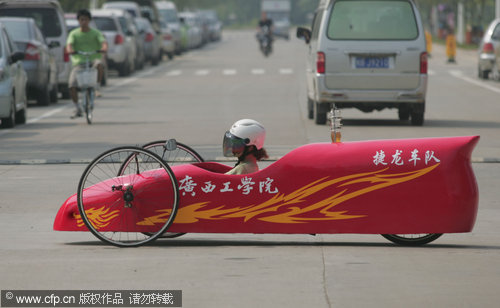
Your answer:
478;18;500;80
0;17;58;105
297;0;428;126
0;21;27;128
0;0;71;99
156;1;182;54
135;17;161;65
92;9;137;77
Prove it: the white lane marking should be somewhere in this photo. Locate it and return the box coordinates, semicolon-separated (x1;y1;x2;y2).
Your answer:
251;68;265;75
428;70;436;75
166;70;182;76
195;69;209;76
280;68;294;74
449;70;500;94
27;106;69;124
0;64;167;136
223;69;237;75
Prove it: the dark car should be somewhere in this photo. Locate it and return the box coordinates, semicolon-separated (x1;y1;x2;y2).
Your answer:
0;16;57;105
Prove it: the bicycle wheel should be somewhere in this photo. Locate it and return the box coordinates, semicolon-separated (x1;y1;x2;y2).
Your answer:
77;147;179;247
141;140;204;239
381;233;443;246
85;89;93;124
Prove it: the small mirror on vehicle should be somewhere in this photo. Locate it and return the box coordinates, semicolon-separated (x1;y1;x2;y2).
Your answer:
10;51;24;63
48;41;60;48
296;27;311;44
165;139;178;151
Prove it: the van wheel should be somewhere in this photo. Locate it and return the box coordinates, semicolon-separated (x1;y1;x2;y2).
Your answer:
315;102;328;125
411;111;424;126
307;98;314;119
61;86;70;99
398;107;410;121
37;85;50;106
1;95;16;128
50;84;58;103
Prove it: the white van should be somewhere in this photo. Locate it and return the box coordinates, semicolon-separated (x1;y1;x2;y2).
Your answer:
297;0;428;126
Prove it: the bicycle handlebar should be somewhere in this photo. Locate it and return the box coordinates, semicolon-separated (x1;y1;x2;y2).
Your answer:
70;50;105;56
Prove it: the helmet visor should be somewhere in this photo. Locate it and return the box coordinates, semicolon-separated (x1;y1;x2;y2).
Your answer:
223;131;249;157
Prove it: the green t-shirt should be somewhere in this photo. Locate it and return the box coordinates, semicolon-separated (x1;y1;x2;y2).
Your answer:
67;27;105;66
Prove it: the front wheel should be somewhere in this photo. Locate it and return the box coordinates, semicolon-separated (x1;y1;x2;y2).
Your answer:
381;233;443;246
85;89;94;124
77;147;179;247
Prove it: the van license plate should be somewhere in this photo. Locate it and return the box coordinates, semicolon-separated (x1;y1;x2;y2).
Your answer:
355;57;389;69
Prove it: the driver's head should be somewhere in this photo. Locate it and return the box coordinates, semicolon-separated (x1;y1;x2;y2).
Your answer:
223;119;266;157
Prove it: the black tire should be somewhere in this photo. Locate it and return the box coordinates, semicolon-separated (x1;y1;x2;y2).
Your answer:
85;89;93;125
77;147;179;247
138;140;204;239
398;107;410;121
61;86;71;99
37;85;50;106
411;111;424;126
478;66;489;79
50;84;58;103
307;98;314;119
118;61;130;77
315;102;328;125
381;233;443;246
16;107;26;124
1;95;16;128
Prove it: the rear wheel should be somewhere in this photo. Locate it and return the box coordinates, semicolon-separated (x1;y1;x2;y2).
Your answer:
307;98;314;119
315;102;329;125
381;233;442;246
478;66;489;79
37;85;50;106
77;147;179;247
50;84;58;103
1;95;16;128
410;111;424;126
398;107;410;121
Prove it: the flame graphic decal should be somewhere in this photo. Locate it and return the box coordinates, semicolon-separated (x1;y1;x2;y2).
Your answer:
138;164;439;225
74;207;120;228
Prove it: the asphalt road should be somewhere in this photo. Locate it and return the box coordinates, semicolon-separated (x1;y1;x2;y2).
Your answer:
0;30;499;308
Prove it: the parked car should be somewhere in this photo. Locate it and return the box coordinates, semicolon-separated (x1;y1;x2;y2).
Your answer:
64;13;109;86
159;20;175;59
0;17;57;105
478;18;500;80
0;21;27;128
92;9;136;77
179;12;202;49
103;1;141;18
199;10;222;42
156;1;182;54
135;16;161;65
0;0;71;99
296;0;428;126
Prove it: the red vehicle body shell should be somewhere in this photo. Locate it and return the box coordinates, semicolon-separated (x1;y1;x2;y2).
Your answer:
54;136;479;235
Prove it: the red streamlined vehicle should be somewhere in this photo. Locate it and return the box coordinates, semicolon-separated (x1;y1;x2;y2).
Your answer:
54;136;479;247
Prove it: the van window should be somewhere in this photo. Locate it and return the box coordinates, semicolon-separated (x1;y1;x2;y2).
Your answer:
0;8;62;37
327;0;418;40
94;17;118;31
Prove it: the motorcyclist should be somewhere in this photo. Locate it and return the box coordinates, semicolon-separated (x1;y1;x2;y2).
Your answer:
257;12;273;52
223;119;268;175
66;9;107;118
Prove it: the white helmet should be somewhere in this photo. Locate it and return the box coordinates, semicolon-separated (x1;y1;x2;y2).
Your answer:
223;119;266;157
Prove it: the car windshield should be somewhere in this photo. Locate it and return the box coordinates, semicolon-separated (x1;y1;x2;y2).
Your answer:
159;9;178;23
327;0;418;40
1;20;32;40
0;8;62;37
94;17;117;31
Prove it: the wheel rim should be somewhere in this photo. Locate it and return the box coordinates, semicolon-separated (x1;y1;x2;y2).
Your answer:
381;233;442;246
77;147;179;247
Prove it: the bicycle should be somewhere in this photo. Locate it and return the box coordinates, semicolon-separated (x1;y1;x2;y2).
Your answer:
73;51;101;124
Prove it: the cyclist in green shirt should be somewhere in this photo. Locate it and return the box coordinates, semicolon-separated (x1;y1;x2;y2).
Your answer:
66;9;108;118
